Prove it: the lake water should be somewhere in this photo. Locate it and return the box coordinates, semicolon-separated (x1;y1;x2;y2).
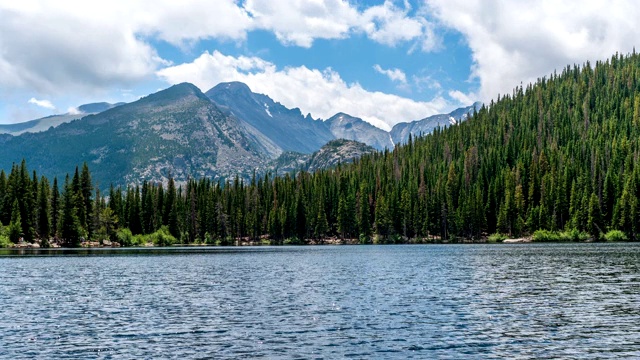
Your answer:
1;244;639;359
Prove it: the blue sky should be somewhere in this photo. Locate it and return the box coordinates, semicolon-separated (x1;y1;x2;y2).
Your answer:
1;1;638;130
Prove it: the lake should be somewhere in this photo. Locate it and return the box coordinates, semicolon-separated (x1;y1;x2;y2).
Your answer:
1;244;639;359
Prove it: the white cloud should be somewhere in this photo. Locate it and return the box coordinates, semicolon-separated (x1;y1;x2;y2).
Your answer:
448;90;475;106
0;1;438;99
361;1;437;51
243;0;437;49
66;106;82;115
373;64;408;84
28;98;55;110
427;0;640;102
0;1;168;95
158;51;448;130
243;0;358;47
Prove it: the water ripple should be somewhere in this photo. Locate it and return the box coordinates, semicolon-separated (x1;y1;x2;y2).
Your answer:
1;243;639;358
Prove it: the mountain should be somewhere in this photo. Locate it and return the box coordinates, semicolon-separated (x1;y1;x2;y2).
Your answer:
77;102;125;113
206;82;334;154
304;139;376;172
5;51;639;247
0;114;86;136
0;80;482;190
0;102;125;136
390;102;483;145
208;81;480;153
108;51;640;243
268;139;376;173
324;113;393;150
0;83;267;188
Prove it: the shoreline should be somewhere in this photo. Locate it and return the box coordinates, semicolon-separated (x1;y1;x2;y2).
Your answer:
6;236;618;249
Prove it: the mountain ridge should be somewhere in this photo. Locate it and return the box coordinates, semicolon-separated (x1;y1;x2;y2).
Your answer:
0;83;269;188
0;102;125;136
206;82;334;154
0;81;480;189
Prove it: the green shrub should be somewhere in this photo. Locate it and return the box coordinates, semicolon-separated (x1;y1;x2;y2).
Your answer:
561;228;590;242
204;232;216;245
149;226;177;246
532;229;559;242
132;234;146;246
0;234;12;248
115;228;134;247
532;229;590;242
488;233;507;243
359;233;371;244
604;230;628;242
283;237;303;245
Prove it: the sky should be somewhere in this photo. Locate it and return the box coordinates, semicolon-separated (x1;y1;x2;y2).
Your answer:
1;1;639;131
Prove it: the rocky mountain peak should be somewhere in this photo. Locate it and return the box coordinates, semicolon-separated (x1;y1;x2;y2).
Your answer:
138;82;208;106
207;81;253;96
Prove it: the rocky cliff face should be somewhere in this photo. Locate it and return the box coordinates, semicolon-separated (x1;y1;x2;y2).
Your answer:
206;82;334;155
268;139;376;174
324;112;393;150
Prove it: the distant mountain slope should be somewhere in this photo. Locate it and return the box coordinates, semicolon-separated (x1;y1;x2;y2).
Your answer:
77;102;125;113
0;102;124;136
0;83;267;188
325;113;393;150
390;102;482;145
305;139;376;172
206;82;334;154
0;114;85;136
268;139;376;173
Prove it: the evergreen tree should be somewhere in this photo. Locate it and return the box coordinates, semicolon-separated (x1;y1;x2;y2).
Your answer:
8;199;22;243
295;189;307;241
314;199;328;240
374;194;392;239
37;176;51;243
60;176;83;247
51;177;60;238
80;163;93;237
357;182;371;240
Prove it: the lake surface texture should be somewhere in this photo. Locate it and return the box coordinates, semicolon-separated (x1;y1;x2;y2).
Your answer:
1;244;639;359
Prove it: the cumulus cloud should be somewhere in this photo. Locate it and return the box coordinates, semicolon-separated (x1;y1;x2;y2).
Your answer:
361;1;438;51
427;0;640;102
243;0;358;47
373;64;408;84
0;1;437;98
244;0;437;49
158;51;448;130
448;90;476;107
0;2;167;95
28;98;55;110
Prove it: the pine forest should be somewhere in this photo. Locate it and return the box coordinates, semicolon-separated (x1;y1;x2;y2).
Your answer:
3;51;640;247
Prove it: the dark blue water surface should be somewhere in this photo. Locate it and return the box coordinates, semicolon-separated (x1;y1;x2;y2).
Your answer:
1;244;639;359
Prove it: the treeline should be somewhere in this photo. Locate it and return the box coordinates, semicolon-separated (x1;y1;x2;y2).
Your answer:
3;51;640;247
0;162;98;247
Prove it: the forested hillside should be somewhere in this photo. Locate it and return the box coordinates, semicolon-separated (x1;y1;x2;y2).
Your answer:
2;51;640;246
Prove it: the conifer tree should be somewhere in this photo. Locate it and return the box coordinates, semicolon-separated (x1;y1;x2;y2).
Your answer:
51;177;60;238
60;176;82;247
37;176;51;242
8;199;22;243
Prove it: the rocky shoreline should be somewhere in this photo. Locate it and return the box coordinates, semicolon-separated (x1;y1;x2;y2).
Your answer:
5;235;601;248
